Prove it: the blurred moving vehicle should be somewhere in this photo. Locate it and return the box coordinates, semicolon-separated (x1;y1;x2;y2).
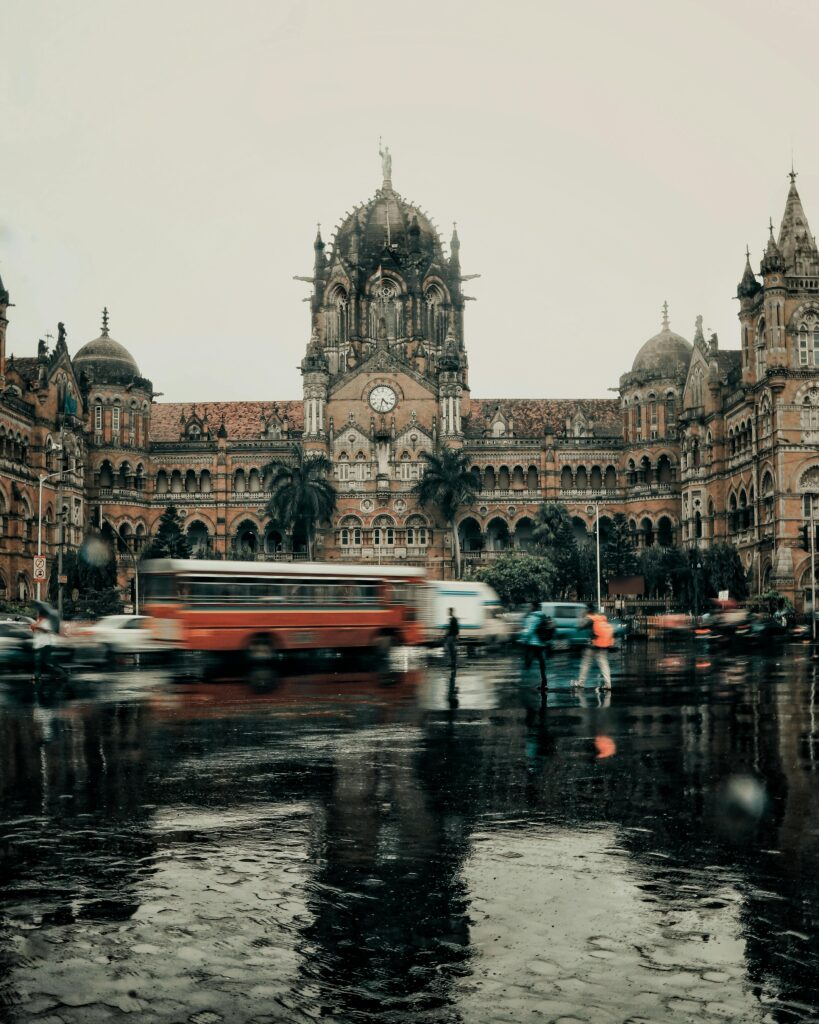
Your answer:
423;580;511;650
79;614;165;662
0;620;35;669
536;602;589;650
141;559;428;668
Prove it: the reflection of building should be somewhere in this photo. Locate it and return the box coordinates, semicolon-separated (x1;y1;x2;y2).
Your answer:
3;161;819;600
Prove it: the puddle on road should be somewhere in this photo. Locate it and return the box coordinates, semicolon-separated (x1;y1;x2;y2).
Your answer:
1;644;818;1022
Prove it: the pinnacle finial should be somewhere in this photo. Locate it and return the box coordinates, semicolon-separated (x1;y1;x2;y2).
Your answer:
661;300;669;331
789;158;797;185
769;217;775;238
101;307;109;335
745;243;751;261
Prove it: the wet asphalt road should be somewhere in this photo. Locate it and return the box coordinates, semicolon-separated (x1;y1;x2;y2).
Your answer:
1;641;818;1023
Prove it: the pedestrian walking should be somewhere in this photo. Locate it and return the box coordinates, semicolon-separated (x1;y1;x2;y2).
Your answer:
572;601;614;690
522;600;553;689
444;607;459;674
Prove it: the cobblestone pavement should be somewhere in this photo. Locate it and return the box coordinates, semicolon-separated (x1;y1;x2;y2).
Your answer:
0;641;818;1023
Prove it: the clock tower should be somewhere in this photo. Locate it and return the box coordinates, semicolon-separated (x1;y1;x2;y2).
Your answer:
297;147;470;566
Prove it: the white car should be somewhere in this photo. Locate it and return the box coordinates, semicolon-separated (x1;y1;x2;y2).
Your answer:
85;615;160;661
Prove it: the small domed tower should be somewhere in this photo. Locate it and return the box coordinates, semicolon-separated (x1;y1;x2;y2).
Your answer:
615;305;692;549
619;302;692;446
73;309;153;496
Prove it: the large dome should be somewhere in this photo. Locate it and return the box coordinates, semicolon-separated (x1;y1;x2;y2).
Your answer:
332;186;444;263
631;307;692;376
73;312;141;385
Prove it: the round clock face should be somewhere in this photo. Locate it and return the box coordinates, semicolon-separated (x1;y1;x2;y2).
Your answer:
369;384;397;413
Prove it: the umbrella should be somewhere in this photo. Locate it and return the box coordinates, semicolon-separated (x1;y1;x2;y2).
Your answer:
32;600;60;632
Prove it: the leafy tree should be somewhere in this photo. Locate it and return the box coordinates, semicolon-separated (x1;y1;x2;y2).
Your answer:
263;445;336;560
575;543;599;601
638;546;669;598
602;512;637;581
49;537;123;620
532;501;579;597
702;543;749;602
475;553;557;607
413;445;479;579
143;505;191;559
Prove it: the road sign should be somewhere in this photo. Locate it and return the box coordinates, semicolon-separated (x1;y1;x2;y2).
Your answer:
58;574;68;585
33;556;47;581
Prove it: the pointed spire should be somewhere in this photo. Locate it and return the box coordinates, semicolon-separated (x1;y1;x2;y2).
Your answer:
761;217;784;275
101;306;109;336
661;300;670;331
777;166;815;269
0;269;8;305
314;223;324;250
693;314;705;345
737;246;762;298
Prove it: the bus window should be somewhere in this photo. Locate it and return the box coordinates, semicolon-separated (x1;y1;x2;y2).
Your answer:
142;574;176;602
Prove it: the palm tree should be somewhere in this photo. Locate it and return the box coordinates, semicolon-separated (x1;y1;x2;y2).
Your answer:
263;446;336;560
413;445;479;578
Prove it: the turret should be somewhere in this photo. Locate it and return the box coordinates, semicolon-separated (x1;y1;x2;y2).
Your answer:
0;270;8;388
737;247;762;300
449;222;461;274
301;327;329;440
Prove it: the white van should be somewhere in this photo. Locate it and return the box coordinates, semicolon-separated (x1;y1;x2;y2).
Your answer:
423;581;511;649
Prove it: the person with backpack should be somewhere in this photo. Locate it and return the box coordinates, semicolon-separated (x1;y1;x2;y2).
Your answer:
522;600;553;689
572;601;614;690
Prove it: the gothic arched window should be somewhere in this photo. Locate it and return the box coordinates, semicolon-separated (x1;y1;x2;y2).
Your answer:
801;388;819;441
797;313;819;366
424;284;447;346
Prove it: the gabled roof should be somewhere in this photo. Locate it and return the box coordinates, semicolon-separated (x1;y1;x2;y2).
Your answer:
151;401;304;442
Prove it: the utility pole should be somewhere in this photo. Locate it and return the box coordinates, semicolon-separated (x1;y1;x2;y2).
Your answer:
587;502;601;610
811;499;817;644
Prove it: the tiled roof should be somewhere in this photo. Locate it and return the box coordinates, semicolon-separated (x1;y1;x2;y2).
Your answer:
151;401;304;441
6;357;40;384
468;398;621;438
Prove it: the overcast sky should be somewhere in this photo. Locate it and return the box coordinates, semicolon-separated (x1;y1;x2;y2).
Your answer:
3;0;819;402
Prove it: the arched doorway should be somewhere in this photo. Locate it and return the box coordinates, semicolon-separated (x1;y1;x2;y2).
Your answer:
265;523;285;555
514;517;534;550
187;520;211;557
235;520;259;557
485;517;511;551
657;515;674;547
458;516;484;553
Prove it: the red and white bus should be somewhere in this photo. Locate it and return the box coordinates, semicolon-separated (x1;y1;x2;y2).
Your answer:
140;559;428;664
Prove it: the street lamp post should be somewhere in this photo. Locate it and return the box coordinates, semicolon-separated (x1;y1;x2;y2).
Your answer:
36;468;63;601
587;502;602;611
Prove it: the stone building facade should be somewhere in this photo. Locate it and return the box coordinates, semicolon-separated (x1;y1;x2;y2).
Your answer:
2;159;819;606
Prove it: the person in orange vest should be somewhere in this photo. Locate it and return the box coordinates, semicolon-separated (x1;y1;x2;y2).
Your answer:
572;601;614;690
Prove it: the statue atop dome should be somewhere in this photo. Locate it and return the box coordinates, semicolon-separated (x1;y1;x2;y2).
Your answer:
379;138;392;187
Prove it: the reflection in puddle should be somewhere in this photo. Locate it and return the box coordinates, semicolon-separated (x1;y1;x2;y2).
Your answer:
0;644;817;1021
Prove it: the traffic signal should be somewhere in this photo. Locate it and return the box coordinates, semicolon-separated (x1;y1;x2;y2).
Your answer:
91;506;102;530
800;524;810;551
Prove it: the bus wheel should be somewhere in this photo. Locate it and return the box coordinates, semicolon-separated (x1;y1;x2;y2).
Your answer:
247;634;276;666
